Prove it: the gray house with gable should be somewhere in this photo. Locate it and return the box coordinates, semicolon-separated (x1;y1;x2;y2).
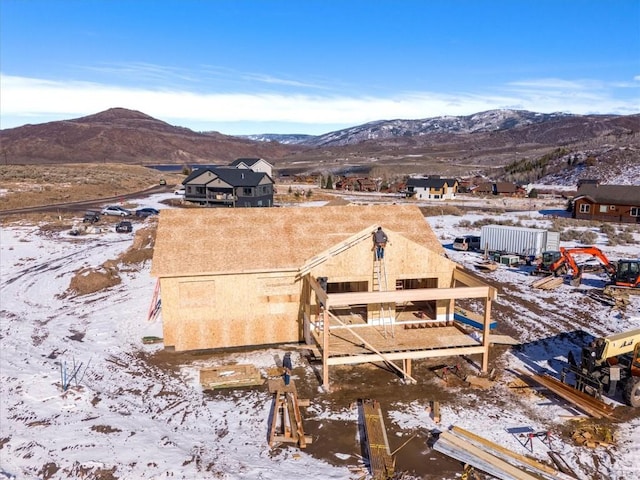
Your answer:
182;167;274;207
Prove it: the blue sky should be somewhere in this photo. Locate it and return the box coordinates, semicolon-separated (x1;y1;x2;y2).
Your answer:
1;0;639;135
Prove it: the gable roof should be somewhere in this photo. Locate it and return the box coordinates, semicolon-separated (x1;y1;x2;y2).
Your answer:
183;167;273;187
151;205;444;277
406;177;458;189
574;184;640;205
229;157;271;168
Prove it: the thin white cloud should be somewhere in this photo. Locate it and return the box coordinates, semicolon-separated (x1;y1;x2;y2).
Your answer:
1;73;638;134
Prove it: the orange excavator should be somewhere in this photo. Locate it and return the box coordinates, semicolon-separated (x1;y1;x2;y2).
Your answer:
535;246;617;287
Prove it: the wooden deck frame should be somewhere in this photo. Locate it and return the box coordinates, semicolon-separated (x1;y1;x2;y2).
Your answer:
304;268;497;389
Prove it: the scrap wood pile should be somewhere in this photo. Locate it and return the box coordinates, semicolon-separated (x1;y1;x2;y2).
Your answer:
569;421;615;449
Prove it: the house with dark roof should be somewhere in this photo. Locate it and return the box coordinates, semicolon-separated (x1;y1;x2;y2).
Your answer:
405;176;458;200
229;157;274;178
572;184;640;224
182;167;274;207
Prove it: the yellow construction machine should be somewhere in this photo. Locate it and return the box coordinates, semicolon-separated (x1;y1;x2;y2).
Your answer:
563;328;640;407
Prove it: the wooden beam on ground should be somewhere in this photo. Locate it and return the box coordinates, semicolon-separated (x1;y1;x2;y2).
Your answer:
518;370;615;419
361;399;395;480
327;311;417;383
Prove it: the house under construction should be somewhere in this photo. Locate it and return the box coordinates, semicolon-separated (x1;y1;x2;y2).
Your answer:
151;205;497;389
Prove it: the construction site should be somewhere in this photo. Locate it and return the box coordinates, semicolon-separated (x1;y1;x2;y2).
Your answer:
147;203;640;479
1;194;639;480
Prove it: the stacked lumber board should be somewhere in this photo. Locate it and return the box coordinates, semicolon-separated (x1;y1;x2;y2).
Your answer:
518;370;616;419
531;275;564;290
434;426;570;480
361;399;395;480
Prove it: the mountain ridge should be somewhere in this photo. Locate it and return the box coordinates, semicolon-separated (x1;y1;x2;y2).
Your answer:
1;108;638;187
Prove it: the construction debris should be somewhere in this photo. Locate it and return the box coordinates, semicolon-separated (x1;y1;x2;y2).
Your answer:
570;423;615;448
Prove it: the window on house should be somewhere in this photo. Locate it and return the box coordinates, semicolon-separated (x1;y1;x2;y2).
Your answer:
579;204;590;213
599;205;608;213
243;187;253;196
631;207;640;217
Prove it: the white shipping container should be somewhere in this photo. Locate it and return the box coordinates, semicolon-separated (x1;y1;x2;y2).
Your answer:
480;225;558;258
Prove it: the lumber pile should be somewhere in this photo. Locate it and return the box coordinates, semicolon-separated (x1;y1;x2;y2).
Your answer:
361;399;395;480
433;427;561;480
518;370;616;419
531;275;564;290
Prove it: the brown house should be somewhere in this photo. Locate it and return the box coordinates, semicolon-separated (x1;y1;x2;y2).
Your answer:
472;182;526;197
151;205;497;388
335;176;377;192
572;184;640;224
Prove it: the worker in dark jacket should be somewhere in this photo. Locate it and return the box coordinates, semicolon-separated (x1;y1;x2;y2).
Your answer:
373;227;389;260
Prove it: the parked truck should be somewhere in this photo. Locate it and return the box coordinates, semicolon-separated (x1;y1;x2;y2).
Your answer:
480;225;560;260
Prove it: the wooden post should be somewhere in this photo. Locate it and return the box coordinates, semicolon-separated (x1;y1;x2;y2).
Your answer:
403;358;412;378
322;305;330;388
482;296;492;373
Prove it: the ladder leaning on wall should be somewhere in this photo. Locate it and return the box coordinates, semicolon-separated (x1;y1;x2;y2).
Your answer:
372;256;395;338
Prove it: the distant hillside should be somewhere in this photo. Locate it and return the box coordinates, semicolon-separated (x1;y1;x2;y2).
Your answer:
1;108;638;187
0;108;299;165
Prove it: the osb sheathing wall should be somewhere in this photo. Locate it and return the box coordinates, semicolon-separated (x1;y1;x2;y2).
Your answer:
151;205;451;352
160;271;301;351
309;234;457;321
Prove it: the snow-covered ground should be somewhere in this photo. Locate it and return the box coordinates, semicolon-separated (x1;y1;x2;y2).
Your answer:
1;192;639;479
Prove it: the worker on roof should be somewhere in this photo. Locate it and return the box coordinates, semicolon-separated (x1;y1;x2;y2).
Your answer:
373;227;389;260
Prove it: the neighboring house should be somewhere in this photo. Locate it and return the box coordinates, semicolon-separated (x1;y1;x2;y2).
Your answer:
182;167;274;207
405;176;458;200
335;177;377;192
151;205;497;388
572;184;640;224
229;157;274;178
472;182;526;197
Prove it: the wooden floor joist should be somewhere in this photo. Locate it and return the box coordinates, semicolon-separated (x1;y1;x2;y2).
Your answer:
361;399;395;480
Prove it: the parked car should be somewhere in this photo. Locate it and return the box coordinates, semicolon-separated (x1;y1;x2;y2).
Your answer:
452;235;481;251
83;211;100;223
135;207;160;218
101;205;131;216
174;186;185;195
115;221;133;233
